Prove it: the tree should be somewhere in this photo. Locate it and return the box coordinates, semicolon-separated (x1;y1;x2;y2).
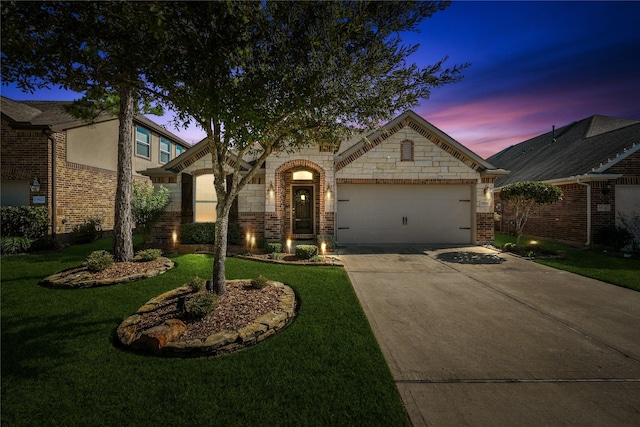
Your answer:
500;181;563;246
149;1;469;294
131;182;171;244
1;1;168;262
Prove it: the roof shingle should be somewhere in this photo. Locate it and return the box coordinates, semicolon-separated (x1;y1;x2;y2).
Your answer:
488;115;640;187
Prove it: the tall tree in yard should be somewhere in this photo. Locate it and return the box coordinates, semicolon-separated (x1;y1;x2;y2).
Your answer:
150;1;469;294
1;1;166;261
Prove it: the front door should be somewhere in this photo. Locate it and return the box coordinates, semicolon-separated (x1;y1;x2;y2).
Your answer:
293;186;314;235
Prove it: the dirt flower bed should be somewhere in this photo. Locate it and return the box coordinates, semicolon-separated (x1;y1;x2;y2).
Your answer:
39;257;174;288
135;280;285;342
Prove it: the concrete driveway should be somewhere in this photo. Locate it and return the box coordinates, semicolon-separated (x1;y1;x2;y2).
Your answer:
339;245;640;426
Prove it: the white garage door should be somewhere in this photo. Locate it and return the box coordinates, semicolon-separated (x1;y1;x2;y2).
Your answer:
337;184;472;244
616;185;640;241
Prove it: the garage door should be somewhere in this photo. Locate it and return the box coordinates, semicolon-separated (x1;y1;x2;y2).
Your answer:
616;185;640;241
337;184;472;244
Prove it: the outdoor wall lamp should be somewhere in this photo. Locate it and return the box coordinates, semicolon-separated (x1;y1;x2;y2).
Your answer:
30;177;41;192
268;182;275;198
326;185;332;199
484;186;492;200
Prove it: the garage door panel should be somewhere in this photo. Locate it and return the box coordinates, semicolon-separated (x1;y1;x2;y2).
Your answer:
337;184;472;244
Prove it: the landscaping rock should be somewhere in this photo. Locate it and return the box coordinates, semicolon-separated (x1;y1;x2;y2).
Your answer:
116;280;297;357
39;257;175;288
131;319;187;353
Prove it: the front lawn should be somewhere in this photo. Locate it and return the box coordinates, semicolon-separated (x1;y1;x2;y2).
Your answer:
1;239;409;426
495;234;640;292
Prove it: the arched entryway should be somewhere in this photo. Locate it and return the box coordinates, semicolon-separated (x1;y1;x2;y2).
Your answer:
269;160;331;240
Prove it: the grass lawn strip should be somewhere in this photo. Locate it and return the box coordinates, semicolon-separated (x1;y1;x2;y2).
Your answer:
495;234;640;292
1;238;410;426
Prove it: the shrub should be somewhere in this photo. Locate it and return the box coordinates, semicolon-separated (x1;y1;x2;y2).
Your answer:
1;206;49;240
184;293;218;319
134;249;162;262
1;236;34;254
180;222;215;244
71;217;103;244
268;252;283;260
187;276;206;292
296;244;318;260
594;225;633;251
85;250;114;272
250;275;270;290
614;212;640;254
503;242;516;252
264;241;282;254
131;181;170;243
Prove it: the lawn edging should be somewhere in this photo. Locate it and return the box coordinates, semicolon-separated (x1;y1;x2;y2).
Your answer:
116;280;297;357
39;257;175;289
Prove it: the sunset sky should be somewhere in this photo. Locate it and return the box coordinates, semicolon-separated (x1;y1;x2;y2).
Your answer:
3;1;639;159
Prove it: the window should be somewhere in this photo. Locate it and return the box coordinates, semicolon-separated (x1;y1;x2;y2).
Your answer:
136;127;151;158
160;137;171;164
195;174;217;222
293;170;313;180
401;140;414;161
175;145;184;156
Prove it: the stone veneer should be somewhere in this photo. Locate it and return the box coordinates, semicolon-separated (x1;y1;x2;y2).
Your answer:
116;280;297;357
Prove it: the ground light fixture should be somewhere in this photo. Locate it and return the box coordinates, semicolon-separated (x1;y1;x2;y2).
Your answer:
287;238;292;254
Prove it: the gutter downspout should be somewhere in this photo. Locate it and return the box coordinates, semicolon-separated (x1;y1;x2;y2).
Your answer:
576;178;591;246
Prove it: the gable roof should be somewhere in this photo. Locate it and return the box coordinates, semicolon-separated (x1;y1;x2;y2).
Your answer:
336;110;502;173
488;115;640;187
0;96;189;147
142;136;253;176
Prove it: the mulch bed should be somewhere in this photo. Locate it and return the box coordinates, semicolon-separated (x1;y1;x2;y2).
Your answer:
134;281;285;343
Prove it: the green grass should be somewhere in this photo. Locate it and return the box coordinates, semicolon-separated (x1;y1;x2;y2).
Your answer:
1;239;409;426
495;234;640;292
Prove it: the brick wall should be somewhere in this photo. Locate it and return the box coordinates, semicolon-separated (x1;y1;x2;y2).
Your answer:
476;212;494;243
1;119;154;236
496;152;640;246
1;120;51;215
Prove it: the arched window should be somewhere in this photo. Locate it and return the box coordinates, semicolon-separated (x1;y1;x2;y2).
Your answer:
401;140;414;161
195;174;217;222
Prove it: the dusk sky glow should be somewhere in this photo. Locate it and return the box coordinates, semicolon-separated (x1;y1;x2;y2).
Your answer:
2;1;639;159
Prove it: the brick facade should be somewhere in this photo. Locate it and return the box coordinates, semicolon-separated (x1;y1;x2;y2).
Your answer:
146;111;502;246
2;113;183;238
496;151;640;246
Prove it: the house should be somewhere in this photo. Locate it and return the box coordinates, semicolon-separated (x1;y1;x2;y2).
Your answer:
488;115;640;246
0;96;190;236
143;110;508;246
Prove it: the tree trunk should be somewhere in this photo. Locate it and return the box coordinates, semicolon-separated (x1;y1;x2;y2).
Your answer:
113;87;135;262
212;214;229;295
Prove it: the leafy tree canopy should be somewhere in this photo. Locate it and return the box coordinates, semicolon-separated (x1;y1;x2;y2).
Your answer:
500;181;563;246
144;1;469;292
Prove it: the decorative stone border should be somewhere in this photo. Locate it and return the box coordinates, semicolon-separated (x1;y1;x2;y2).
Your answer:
116;280;297;357
235;254;343;267
39;257;175;289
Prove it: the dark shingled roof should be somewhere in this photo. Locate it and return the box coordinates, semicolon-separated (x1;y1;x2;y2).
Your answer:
488;115;640;187
1;96;189;147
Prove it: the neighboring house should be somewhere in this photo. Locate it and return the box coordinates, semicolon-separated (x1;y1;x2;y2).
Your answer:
0;96;190;235
143;110;508;246
488;115;640;246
